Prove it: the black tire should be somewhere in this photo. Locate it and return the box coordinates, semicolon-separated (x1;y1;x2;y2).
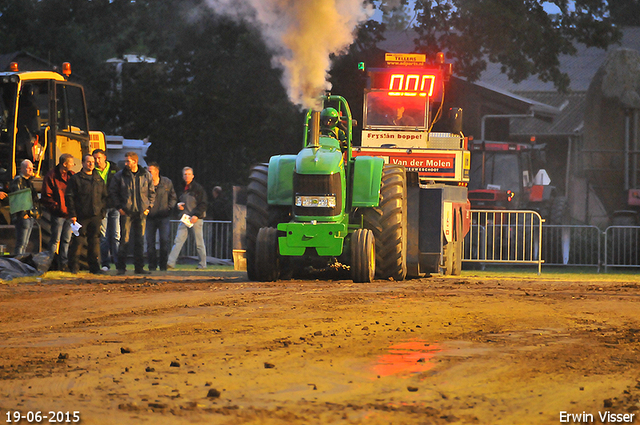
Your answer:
39;211;52;250
549;195;568;225
363;164;407;281
351;228;375;283
246;164;270;281
255;227;280;281
245;163;290;281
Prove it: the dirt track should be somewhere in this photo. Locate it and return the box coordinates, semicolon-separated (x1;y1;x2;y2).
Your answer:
1;270;640;424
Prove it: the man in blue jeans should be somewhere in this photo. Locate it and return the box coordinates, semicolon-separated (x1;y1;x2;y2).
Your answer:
93;149;120;271
9;160;38;255
109;152;155;275
167;167;208;269
145;162;176;271
41;153;75;271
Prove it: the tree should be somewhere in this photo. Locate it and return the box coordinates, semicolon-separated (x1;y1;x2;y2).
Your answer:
410;0;621;91
609;0;640;26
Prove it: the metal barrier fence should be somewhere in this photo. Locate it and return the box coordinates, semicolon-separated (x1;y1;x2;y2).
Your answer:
604;226;640;272
158;219;640;271
168;220;232;260
463;210;544;275
541;225;601;270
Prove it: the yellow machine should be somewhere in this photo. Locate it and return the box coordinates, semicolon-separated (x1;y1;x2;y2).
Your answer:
0;61;105;224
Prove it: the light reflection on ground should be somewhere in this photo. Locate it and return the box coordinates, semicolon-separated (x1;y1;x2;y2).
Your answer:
372;339;441;377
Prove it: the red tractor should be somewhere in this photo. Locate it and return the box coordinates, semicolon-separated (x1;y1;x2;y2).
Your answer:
468;139;567;224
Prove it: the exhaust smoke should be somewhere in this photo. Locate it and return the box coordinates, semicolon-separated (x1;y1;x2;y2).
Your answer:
205;0;373;109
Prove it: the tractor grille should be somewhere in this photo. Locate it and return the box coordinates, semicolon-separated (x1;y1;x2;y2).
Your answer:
293;173;342;217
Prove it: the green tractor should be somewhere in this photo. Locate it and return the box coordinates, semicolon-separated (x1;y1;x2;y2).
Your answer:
245;95;407;282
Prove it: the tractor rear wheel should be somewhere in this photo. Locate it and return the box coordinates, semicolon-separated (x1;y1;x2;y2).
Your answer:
246;164;270;281
549;195;568;225
363;164;407;280
246;163;290;281
351;228;375;283
255;227;280;281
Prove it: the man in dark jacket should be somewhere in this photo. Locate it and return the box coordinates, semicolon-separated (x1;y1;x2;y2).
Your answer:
109;151;155;275
167;166;208;269
66;154;108;274
9;159;38;254
41;153;75;270
93;148;120;271
145;162;176;271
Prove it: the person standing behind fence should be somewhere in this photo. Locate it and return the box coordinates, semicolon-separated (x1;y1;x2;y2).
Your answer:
9;159;38;255
41;153;75;271
145;162;176;271
66;154;108;274
208;185;230;221
109;152;155;275
167;167;207;269
93;148;120;272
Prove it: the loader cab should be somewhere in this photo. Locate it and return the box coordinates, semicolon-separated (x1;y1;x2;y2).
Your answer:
362;64;444;131
0;70;90;194
468;141;535;209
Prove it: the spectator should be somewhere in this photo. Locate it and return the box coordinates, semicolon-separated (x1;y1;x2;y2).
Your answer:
109;152;155;275
9;159;38;254
208;185;230;221
145;162;176;271
66;154;108;274
93;148;120;271
167;167;208;270
41;153;75;271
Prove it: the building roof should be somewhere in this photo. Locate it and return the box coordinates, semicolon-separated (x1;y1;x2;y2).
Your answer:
0;51;55;72
509;91;585;136
478;27;640;93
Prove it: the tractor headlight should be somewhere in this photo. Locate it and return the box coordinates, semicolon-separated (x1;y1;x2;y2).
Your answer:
295;195;337;208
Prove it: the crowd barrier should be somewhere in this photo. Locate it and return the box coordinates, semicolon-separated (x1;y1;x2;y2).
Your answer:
167;220;232;260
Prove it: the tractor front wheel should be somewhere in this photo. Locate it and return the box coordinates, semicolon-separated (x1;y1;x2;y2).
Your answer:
363;164;407;281
351;228;375;283
255;227;280;281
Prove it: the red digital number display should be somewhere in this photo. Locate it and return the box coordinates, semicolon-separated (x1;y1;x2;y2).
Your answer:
389;74;435;97
370;69;442;98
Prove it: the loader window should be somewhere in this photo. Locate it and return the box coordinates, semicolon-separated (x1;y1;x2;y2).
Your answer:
56;84;88;135
364;91;427;128
0;83;17;142
469;151;521;194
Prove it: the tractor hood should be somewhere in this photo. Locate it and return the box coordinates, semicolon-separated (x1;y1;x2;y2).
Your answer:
295;142;344;175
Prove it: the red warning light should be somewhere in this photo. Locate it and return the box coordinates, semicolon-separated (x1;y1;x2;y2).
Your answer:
62;62;72;77
9;62;19;72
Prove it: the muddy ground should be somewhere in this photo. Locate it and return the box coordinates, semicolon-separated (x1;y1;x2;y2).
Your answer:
1;269;640;425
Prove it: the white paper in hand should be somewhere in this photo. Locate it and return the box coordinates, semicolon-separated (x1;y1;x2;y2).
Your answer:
70;221;82;236
180;214;194;228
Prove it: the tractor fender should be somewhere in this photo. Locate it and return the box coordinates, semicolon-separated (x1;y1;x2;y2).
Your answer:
267;155;296;206
352;156;384;207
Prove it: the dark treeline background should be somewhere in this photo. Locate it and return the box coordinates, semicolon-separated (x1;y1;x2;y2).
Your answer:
1;0;632;195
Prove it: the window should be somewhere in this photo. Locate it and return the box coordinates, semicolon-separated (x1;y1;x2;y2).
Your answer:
56;84;88;135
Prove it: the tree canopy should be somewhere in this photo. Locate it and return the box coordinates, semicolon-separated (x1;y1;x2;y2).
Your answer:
399;0;622;92
0;0;625;188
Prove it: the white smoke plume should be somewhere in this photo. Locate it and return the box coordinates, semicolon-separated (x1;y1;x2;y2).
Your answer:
204;0;373;109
